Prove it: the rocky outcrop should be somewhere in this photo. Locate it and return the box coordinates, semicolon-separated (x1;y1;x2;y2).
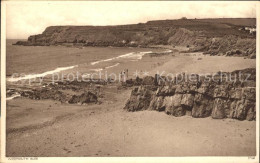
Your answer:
124;68;256;121
19;81;100;104
14;18;256;58
20;89;68;102
68;91;98;104
123;86;155;112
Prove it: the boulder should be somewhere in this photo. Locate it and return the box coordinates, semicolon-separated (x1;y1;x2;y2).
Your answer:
164;94;186;117
68;91;98;104
197;82;215;97
175;85;184;94
211;98;231;119
250;53;256;59
148;96;165;111
192;94;213;118
213;85;229;98
242;87;256;101
197;83;209;94
156;85;175;96
21;88;68;102
230;99;255;120
181;94;194;108
246;104;256;121
229;88;242;100
124;86;153;111
142;76;155;85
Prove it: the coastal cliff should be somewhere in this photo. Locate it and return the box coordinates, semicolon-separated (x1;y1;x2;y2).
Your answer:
15;18;256;58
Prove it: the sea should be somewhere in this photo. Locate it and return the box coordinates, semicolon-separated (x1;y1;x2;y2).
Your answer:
6;39;170;84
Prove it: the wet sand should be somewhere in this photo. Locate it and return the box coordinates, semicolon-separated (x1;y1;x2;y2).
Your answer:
5;51;256;157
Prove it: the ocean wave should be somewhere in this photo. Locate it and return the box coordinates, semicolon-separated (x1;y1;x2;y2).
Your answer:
7;65;78;82
89;68;103;72
90;51;153;65
105;63;120;69
6;94;21;101
162;49;172;53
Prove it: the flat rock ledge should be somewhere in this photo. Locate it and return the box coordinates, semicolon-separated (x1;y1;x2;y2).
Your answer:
123;68;256;121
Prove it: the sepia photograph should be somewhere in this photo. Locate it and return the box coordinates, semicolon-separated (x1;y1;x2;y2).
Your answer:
1;1;259;162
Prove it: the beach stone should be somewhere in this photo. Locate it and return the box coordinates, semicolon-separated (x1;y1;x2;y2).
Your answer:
148;96;165;111
192;94;213;118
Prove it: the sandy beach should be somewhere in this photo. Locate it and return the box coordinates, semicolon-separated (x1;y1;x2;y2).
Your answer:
6;50;256;157
6;88;256;157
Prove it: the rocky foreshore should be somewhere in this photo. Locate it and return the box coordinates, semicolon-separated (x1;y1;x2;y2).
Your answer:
7;67;256;121
123;68;256;121
8;80;107;104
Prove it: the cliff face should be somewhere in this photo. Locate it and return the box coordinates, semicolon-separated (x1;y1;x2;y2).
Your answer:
15;18;256;58
123;68;256;121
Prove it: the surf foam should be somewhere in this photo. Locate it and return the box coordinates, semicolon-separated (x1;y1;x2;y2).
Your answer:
90;51;153;66
105;63;120;69
7;65;78;82
6;94;20;101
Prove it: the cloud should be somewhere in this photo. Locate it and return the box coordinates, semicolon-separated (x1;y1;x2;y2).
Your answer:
5;1;256;39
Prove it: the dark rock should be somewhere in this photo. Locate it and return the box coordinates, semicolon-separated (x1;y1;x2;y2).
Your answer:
192;94;213;118
142;76;155;85
229;88;242;100
211;98;231;119
213;85;229;98
21;89;68;102
242;87;255;101
123;68;256;121
156;85;175;96
68;91;98;104
124;86;154;112
230;99;255;120
181;94;194;108
250;53;256;59
148;96;165;111
246;104;256;121
164;94;186;116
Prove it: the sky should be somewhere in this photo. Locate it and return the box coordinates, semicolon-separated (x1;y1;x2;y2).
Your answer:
5;1;257;39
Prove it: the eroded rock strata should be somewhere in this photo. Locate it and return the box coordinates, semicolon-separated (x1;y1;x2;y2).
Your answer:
14;18;256;58
123;68;256;121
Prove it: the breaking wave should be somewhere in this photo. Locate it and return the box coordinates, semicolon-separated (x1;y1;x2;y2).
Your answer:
6;94;20;101
7;65;78;82
90;51;153;65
